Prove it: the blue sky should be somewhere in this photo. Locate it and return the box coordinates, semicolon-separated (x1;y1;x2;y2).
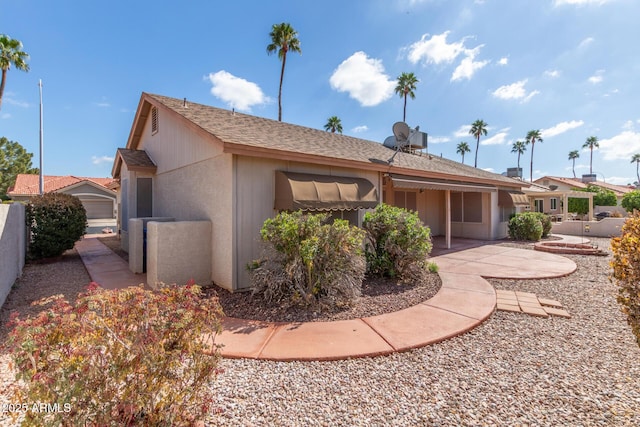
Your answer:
2;0;639;185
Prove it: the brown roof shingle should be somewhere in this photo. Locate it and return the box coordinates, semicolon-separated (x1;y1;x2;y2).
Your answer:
122;93;523;188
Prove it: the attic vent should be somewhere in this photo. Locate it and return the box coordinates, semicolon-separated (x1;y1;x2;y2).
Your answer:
151;106;159;134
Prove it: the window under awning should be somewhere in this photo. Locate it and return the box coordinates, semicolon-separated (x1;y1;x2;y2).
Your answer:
275;171;379;211
498;190;530;207
390;175;497;193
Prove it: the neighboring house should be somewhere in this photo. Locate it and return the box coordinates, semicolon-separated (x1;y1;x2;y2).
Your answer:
112;93;525;292
8;174;117;219
522;180;594;221
534;176;634;206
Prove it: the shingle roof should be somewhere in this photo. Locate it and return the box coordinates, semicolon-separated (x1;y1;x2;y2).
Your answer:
117;148;157;169
7;174;117;196
121;93;523;188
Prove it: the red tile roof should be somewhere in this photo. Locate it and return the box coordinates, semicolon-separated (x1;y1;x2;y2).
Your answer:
535;176;634;196
7;174;117;196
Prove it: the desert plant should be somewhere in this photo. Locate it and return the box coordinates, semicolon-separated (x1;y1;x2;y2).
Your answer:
508;212;543;241
363;203;432;283
26;193;87;259
5;283;224;426
610;211;640;347
249;211;366;307
427;261;439;273
621;190;640;213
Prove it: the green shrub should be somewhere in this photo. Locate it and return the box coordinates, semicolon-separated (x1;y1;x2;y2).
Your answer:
26;193;87;259
621;190;640;213
249;211;366;307
508;212;543;241
611;211;640;347
427;261;439;273
5;283;224;426
362;203;432;283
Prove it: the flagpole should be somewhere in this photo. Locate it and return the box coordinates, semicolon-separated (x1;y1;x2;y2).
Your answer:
39;79;44;195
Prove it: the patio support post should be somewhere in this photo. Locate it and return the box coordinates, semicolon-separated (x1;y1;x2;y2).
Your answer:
563;193;569;222
445;189;451;249
588;193;594;221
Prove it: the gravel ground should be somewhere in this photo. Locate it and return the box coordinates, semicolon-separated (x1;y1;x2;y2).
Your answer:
2;237;640;426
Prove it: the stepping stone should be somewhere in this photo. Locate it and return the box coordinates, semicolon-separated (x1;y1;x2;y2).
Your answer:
497;303;521;313
543;307;571;318
538;298;563;308
520;305;549;318
515;291;537;298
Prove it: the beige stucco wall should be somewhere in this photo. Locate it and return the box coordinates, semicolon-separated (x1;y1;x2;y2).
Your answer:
551;218;626;237
233;156;379;291
0;203;25;309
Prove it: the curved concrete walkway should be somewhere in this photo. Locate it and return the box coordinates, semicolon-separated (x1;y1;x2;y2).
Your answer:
76;235;577;361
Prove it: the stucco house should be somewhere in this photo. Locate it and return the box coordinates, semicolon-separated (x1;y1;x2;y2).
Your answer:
8;174;117;220
112;93;525;292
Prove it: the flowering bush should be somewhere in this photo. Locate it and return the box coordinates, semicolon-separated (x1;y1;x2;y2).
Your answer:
363;204;432;283
249;211;366;307
610;211;640;347
5;283;224;426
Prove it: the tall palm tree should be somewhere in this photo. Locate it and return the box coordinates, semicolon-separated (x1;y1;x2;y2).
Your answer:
0;34;29;111
469;119;488;168
324;116;343;133
631;153;640;186
266;23;301;122
568;150;580;178
394;72;419;122
456;142;471;164
582;136;599;175
525;129;543;182
511;140;527;175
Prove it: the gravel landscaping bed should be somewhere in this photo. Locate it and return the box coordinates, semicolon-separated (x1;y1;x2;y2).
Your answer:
2;237;639;426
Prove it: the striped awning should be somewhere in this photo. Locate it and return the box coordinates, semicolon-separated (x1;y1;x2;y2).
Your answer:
498;190;530;207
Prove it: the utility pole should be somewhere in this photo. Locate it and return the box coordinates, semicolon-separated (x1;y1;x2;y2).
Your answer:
39;79;44;195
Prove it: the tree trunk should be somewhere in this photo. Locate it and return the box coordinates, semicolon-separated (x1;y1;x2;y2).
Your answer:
572;159;576;178
0;69;7;111
278;53;287;122
403;95;407;122
590;148;593;174
530;143;535;182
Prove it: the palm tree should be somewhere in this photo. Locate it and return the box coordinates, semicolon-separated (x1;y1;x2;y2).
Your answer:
324;116;343;133
469;119;488;168
456;142;471;164
0;34;29;111
631;153;640;186
511;140;527;175
394;72;419;122
568;150;580;178
266;23;301;122
582;136;599;175
525;129;543;182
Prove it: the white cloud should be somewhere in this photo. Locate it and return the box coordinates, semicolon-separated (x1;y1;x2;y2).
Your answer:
407;31;488;81
5;97;29;108
554;0;614;6
407;31;467;65
492;79;539;102
352;125;368;133
329;51;395;107
578;37;595;49
453;125;472;138
544;69;560;78
607;176;633;185
95;102;110;108
207;70;268;111
451;46;489;82
1;113;10;119
599;131;640;161
92;155;115;165
588;69;604;84
498;57;508;66
482;129;510;146
622;120;635;130
482;167;495;173
429;136;451;144
541;120;584;138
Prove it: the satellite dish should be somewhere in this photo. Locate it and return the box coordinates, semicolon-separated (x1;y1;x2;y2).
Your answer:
392;122;410;142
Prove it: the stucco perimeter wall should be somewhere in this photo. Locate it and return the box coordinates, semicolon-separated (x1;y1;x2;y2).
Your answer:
128;217;175;274
146;221;212;289
0;203;26;308
552;218;626;237
153;155;233;290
